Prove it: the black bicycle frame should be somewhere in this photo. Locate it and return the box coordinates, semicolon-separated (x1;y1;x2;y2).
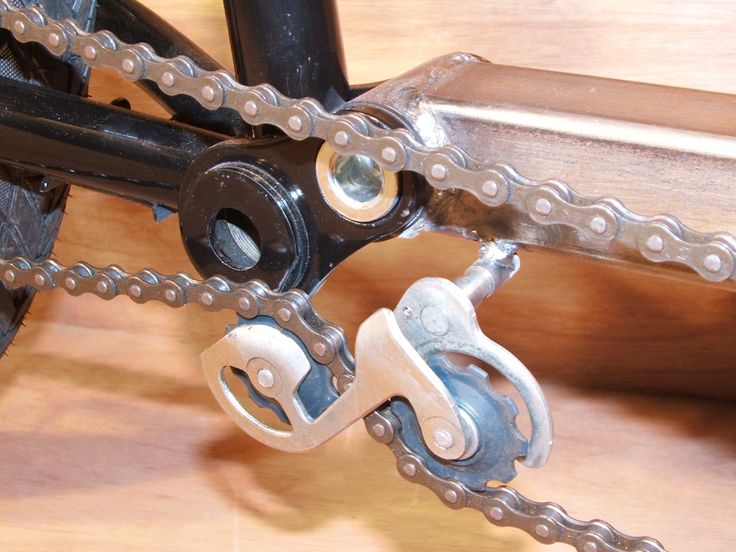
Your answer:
0;0;350;211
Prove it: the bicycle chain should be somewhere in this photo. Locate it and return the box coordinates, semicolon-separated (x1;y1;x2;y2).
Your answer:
0;3;669;550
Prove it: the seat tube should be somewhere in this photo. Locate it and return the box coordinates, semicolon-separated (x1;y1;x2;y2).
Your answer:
223;0;350;112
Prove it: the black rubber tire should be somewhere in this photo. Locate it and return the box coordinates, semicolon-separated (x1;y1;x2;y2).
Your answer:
0;0;96;355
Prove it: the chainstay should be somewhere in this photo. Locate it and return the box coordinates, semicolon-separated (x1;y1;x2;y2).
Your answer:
0;255;666;552
0;0;735;285
0;3;668;550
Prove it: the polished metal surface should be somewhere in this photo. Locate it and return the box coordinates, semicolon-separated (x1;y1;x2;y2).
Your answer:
0;2;733;290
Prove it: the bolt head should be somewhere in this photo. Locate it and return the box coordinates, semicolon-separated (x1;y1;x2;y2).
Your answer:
704;253;723;273
534;197;553;216
370;423;386;438
432;428;454;450
256;367;275;389
645;234;665;253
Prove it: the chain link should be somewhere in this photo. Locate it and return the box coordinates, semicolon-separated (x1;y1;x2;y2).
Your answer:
0;3;669;550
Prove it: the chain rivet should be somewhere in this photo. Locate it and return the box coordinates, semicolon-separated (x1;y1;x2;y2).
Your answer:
64;276;77;290
381;146;397;164
401;462;417;477
583;542;599;552
278;307;292;322
535;523;550;538
164;288;177;302
200;291;214;306
371;423;386;438
4;269;15;283
129;284;142;297
47;32;61;47
704;253;723;273
83;45;97;60
243;100;258;117
312;341;327;357
645;234;665;253
443;489;459;504
481;179;499;197
237;296;252;311
334;130;349;147
161;71;175;88
256;367;275;389
432;428;454;450
201;85;216;102
33;274;46;286
535;197;553;216
12;20;26;35
288;115;303;132
96;280;109;294
430;163;448;181
121;58;135;74
488;506;504;521
589;215;608;235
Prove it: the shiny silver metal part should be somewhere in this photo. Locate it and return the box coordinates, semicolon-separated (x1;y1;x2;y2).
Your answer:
315;142;399;222
0;2;733;290
395;243;552;468
202;307;475;460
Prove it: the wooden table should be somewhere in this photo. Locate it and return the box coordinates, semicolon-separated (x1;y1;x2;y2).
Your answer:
1;1;735;550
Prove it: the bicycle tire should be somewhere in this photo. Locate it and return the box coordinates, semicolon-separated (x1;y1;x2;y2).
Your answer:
0;0;96;355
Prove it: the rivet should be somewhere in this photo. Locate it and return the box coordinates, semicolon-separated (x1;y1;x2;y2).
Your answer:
312;341;327;357
243;100;258;117
433;428;454;450
121;58;135;74
4;269;15;283
12;20;26;35
161;71;175;88
47;32;61;47
278;307;291;322
164;288;177;303
535;523;550;538
129;284;142;297
256;367;275;389
430;163;447;181
334;130;349;147
589;215;608;235
64;276;77;290
96;280;109;294
481;179;499;197
287;115;303;132
488;506;504;521
200;291;214;306
704;253;723;273
33;274;46;286
371;423;386;438
583;542;598;552
401;462;417;477
237;296;252;311
443;489;459;504
645;234;665;253
83;45;97;61
381;147;397;163
534;197;553;216
201;85;216;102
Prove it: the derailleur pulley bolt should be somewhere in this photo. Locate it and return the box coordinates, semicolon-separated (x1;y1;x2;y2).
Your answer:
432;428;454;450
256;367;275;389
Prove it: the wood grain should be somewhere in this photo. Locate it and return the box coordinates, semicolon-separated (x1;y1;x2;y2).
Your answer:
1;1;735;551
